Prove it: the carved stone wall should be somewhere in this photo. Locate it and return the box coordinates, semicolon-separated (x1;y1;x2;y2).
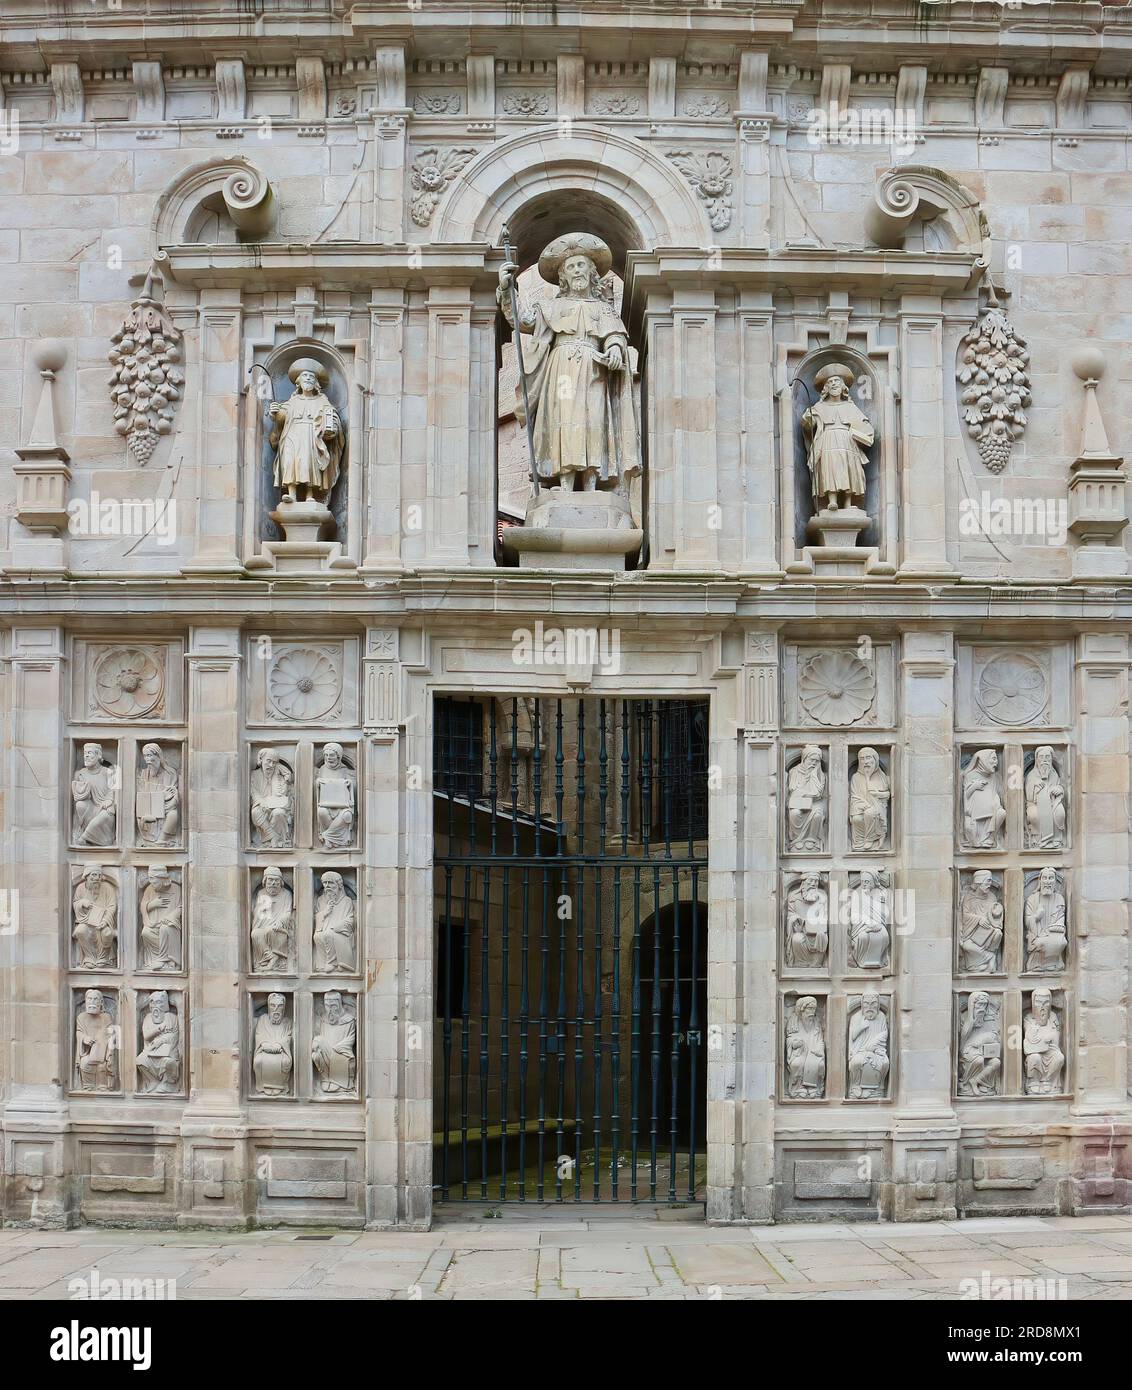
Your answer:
1;2;1131;1230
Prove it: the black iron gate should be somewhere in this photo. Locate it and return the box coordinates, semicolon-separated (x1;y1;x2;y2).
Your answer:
434;696;709;1203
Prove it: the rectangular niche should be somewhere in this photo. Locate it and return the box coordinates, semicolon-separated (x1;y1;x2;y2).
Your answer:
248;743;298;851
70;639;184;723
781;992;829;1101
955;868;1006;977
1022;867;1070;976
249;866;298;976
249;991;296;1100
847;744;893;853
957;745;1006;851
782;871;830;974
842;869;894;974
71;865;121;973
956;644;1070;732
1021;988;1069;1098
311;989;360;1098
313;741;359;852
954;990;1005;1100
312;867;360;976
137;865;185;975
782;744;830;855
845;990;892;1102
70;738;121;850
1022;744;1069;852
245;638;359;727
134;740;185;850
135;988;186;1098
72;986;122;1096
783;642;895;729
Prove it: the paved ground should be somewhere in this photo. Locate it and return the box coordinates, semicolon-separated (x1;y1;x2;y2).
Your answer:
4;1209;1132;1299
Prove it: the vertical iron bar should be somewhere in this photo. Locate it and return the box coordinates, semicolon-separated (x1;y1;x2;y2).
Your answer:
533;697;543;831
660;702;672;858
598;699;609;858
537;864;550;1201
630;865;642;1202
499;864;511;1201
687;701;696;858
479;865;491;1199
687;865;701;1202
556;863;568;1200
592;863;603;1201
467;698;477;856
441;866;453;1201
619;699;630;854
649;863;661;1201
669;871;681;1202
575;699;586;853
611;865;623;1202
518;866;531;1201
510;697;520;856
460;865;472;1199
555;700;565;855
641;701;653;854
488;701;499;856
574;862;585;1201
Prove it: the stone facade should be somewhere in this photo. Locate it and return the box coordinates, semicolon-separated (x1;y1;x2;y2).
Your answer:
0;0;1131;1229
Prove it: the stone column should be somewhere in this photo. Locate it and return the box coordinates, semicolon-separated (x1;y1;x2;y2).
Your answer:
671;288;720;569
735;633;779;1222
373;44;409;243
362;628;411;1225
179;627;248;1226
182;291;245;577
361;288;407;572
1068;633;1132;1211
2;627;69;1224
735;292;779;576
896;297;956;581
736;119;771;250
892;630;959;1220
424;285;473;565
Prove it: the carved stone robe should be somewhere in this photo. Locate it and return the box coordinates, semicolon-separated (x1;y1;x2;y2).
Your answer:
271;388;343;494
848;1008;889;1098
254;1011;293;1095
509;293;640;488
959;1004;1002;1097
1023;1008;1065;1094
137;1008;181;1094
313;1013;357;1093
959;884;1003;974
76;1007;116;1091
139;879;182;971
848;764;890;851
786;759;827;851
785;1010;825;1098
801;396;873;503
848;883;891;969
251;884;294;973
1024;887;1068;972
1025;764;1066;849
72;762;117;846
313;891;356;973
72;878;118;968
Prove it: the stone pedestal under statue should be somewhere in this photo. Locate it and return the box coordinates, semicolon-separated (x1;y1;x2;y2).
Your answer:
794;505;895;578
247;498;355;575
502;489;643;571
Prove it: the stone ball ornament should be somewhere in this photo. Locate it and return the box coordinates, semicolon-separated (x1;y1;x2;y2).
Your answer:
1071;345;1106;382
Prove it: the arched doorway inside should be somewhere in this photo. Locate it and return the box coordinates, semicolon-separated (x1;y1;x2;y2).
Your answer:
636;899;708;1173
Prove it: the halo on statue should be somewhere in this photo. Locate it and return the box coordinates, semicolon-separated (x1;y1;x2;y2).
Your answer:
537;232;613;284
287;356;330;386
813;361;856;391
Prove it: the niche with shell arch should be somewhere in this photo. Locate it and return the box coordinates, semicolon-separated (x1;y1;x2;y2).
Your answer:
778;337;898;568
241;336;364;567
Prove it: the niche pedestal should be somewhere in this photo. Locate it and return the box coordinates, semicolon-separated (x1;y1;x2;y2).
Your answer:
793;505;895;579
247;498;355;575
502;489;642;572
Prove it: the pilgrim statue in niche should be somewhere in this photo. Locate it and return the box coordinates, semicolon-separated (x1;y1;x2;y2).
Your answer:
269;358;344;504
497;232;644;571
802;363;874;512
498;233;640;494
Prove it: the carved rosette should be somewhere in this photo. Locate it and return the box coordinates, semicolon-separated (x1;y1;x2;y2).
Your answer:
93;647;165;719
108;267;184;464
666;150;733;230
975;652;1047;727
267;648;342;721
409;146;475;227
958;296;1031;474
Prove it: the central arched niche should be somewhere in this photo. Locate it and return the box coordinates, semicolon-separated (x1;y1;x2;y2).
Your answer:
500;188;645;281
493;188;648;568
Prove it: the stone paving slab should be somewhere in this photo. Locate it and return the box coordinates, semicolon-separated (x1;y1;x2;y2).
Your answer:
1;1217;1132;1299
